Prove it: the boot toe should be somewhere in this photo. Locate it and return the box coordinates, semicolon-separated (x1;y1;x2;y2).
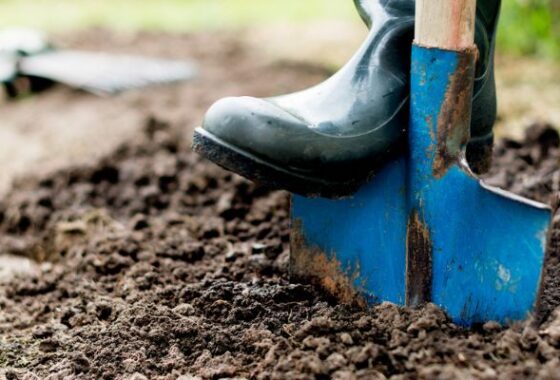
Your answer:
202;96;250;136
202;96;309;164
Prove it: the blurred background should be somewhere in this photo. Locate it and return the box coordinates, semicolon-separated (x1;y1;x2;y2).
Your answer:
0;0;557;58
0;0;556;57
1;0;556;132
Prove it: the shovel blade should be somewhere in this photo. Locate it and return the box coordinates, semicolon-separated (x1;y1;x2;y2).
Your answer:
406;44;552;325
291;159;551;325
423;166;551;325
291;157;408;306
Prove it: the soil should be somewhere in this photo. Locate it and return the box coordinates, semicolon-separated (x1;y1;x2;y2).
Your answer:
1;31;560;380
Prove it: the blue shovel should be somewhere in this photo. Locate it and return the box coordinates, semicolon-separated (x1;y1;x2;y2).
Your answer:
291;0;552;326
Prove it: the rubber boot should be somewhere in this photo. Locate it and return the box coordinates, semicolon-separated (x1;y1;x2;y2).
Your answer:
193;0;501;197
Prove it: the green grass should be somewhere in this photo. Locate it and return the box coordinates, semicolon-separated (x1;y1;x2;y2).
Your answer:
498;0;560;59
0;0;557;59
0;0;357;32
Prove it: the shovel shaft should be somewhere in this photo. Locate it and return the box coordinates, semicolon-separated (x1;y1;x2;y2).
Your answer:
407;43;477;306
410;0;478;180
406;1;479;306
415;0;477;50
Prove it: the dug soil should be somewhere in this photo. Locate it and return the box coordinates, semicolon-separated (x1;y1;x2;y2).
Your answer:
1;31;560;380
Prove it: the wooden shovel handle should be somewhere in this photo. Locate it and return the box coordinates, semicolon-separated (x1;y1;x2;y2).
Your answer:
415;0;477;50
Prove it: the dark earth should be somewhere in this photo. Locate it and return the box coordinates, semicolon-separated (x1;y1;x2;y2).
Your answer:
1;31;560;380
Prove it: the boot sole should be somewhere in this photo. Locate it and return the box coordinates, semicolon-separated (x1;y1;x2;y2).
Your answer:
192;128;367;198
193;128;493;198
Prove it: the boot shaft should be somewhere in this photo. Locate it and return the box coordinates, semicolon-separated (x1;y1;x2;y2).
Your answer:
354;0;501;31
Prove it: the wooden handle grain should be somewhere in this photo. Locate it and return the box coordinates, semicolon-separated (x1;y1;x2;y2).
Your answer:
415;0;477;50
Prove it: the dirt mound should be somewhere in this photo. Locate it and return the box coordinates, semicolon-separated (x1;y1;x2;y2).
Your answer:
0;116;559;379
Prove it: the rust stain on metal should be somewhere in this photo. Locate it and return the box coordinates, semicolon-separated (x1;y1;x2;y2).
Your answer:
433;46;478;178
406;211;433;306
290;220;367;308
426;115;435;141
425;115;438;163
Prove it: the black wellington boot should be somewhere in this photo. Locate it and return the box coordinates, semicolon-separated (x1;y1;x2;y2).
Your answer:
193;0;501;198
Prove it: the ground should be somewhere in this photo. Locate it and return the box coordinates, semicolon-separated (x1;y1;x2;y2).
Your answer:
0;30;560;380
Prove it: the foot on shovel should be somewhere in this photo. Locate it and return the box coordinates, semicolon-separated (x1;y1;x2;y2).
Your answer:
194;0;553;326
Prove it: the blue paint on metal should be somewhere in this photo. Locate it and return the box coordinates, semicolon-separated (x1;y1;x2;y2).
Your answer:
292;157;408;305
291;45;551;326
409;46;551;325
